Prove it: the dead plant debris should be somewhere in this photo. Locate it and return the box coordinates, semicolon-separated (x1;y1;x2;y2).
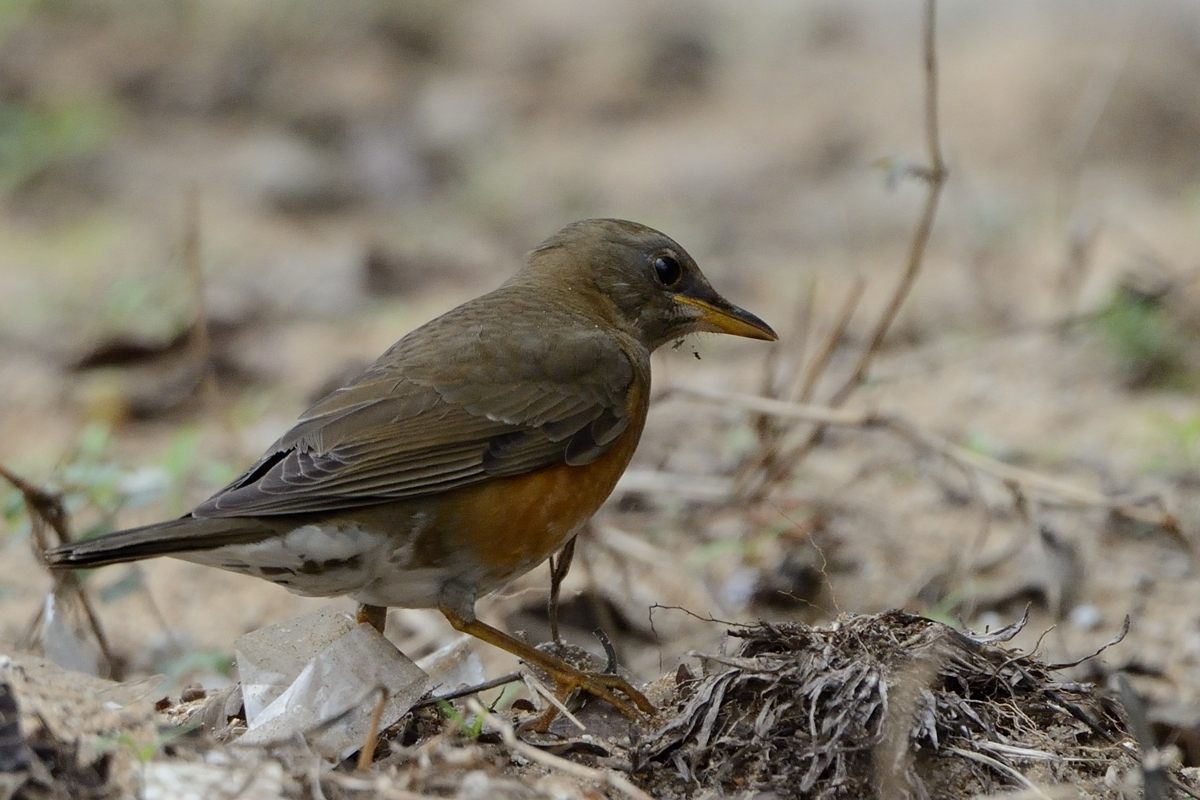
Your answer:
3;611;1195;799
634;611;1179;799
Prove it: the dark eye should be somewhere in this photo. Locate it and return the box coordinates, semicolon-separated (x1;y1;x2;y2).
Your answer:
653;255;682;287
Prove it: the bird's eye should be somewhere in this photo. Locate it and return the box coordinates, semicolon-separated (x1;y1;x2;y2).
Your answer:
653;255;682;287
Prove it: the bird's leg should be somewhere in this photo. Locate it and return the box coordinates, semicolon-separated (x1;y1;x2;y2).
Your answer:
356;603;388;633
547;535;577;644
438;605;654;728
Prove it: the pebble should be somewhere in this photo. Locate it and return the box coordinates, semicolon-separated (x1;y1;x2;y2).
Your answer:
1069;604;1103;631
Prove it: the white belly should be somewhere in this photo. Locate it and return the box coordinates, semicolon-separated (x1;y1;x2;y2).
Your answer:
179;522;458;609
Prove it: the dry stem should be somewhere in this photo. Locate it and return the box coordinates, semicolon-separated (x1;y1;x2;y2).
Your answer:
676;385;1183;541
467;699;652;800
183;188;219;413
0;464;118;677
830;0;946;409
788;0;946;477
356;688;390;771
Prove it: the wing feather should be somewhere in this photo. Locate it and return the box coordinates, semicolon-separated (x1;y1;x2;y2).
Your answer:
192;292;639;518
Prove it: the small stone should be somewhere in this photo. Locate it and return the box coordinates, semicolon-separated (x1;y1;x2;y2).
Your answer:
675;664;694;685
1069;604;1103;631
180;685;207;703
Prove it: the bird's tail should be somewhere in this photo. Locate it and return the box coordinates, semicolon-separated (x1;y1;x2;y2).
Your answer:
43;517;272;569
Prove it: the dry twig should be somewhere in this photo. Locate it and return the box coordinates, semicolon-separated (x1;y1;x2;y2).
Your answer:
797;276;867;406
675;385;1183;541
739;276;866;499
521;674;585;732
1;464;118;677
356;688;390;771
1116;675;1167;800
740;0;946;503
183;188;219;413
467;699;653;800
791;0;947;463
830;0;947;406
943;746;1051;798
416;672;523;708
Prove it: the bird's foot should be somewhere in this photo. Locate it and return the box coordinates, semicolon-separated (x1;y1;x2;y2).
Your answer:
522;660;655;733
437;605;654;731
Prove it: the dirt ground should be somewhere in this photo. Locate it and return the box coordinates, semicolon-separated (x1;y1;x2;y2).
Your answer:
3;1;1200;797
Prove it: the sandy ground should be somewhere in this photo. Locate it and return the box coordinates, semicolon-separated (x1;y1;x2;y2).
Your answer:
3;0;1200;792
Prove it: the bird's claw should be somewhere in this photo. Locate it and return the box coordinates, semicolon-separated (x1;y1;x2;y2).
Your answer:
522;664;655;733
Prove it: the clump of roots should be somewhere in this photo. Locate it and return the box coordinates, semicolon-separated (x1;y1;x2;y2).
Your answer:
638;611;1149;799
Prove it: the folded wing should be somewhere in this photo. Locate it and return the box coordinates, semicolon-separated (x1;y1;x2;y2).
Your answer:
194;298;635;517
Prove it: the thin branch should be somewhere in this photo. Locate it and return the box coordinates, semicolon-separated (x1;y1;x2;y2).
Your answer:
415;672;523;708
794;0;947;467
320;772;443;800
799;276;866;405
522;674;585;732
1116;675;1167;800
467;699;653;800
832;0;945;405
356;687;390;771
785;277;818;400
943;746;1051;798
674;386;1183;541
742;280;819;491
184;188;219;412
1;464;119;677
739;275;868;498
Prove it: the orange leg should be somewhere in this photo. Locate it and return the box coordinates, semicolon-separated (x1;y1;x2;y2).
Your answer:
439;606;654;727
356;603;388;633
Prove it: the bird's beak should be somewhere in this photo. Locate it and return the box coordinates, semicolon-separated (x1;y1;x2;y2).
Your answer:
674;293;778;341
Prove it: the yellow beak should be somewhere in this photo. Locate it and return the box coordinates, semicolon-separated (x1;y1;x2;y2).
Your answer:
674;294;778;341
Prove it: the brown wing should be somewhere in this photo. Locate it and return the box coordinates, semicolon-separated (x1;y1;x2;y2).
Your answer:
192;292;637;517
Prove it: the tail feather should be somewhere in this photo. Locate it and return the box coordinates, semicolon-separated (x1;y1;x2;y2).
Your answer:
44;517;273;569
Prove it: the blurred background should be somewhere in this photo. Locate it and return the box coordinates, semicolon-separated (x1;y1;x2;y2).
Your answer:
2;0;1200;757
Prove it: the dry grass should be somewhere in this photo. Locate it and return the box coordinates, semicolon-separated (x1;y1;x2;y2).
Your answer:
636;612;1142;799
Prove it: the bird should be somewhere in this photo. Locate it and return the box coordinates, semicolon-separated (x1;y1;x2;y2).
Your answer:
45;218;776;725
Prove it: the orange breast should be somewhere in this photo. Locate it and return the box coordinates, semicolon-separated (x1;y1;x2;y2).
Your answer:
421;381;648;592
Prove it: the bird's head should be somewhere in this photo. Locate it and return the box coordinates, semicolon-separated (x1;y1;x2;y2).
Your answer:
522;218;777;351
